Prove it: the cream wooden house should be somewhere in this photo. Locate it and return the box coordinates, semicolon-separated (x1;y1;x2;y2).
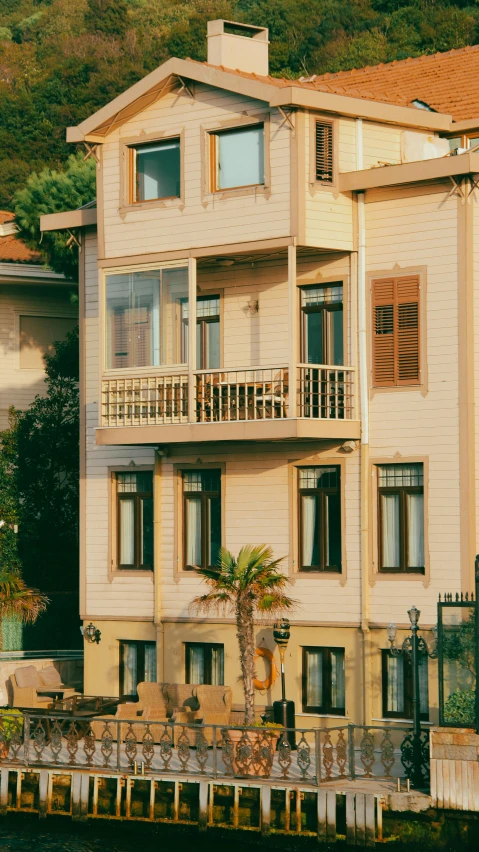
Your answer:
42;21;479;726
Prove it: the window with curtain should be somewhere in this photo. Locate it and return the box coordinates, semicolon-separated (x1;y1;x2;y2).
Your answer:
382;650;429;720
212;125;264;191
131;138;180;202
299;466;341;572
378;464;424;573
119;640;156;699
300;283;343;366
183;470;221;570
117;472;153;570
105;266;188;369
181;296;220;368
302;647;345;714
185;643;224;685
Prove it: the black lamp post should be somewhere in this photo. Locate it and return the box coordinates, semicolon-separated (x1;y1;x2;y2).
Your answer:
272;618;296;748
387;605;437;789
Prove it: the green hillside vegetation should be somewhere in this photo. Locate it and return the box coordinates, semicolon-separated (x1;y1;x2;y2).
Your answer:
1;0;479;211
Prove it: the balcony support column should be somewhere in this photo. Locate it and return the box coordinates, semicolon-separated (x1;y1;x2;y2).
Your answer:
288;243;297;417
188;257;197;423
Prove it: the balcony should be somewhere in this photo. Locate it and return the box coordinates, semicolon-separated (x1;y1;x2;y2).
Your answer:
97;364;360;445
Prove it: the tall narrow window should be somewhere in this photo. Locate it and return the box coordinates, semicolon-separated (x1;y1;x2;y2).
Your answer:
299;466;341;572
183;470;221;570
302;647;345;714
315;121;334;184
211;125;264;191
372;276;420;387
382;650;429;720
185;643;224;685
117;472;153;570
378;464;424;573
181;296;220;368
106;266;188;370
119;640;156;699
301;284;343;366
131;138;180;202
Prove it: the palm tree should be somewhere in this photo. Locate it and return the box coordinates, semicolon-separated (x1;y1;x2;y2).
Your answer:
0;569;48;629
192;545;296;725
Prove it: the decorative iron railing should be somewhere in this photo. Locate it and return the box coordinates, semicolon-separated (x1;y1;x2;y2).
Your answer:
195;367;289;423
101;374;189;427
297;365;355;420
0;715;427;786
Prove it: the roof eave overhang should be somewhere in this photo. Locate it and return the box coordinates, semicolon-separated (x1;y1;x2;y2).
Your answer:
66;57;454;143
450;117;479;133
40;208;97;232
270;87;451;131
339;150;479;191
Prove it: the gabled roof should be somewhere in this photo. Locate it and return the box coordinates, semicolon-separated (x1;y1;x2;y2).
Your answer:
304;44;479;123
67;56;452;143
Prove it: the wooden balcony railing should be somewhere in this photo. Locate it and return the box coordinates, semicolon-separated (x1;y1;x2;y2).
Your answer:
101;374;188;427
101;364;356;427
297;365;355;420
195;367;289;423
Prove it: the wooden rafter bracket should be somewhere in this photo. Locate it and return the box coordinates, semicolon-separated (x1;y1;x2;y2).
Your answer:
83;143;100;164
66;230;81;251
277;106;295;131
176;75;195;101
446;174;479;204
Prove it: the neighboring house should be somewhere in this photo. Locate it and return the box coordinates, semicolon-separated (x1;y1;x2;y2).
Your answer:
0;211;78;650
41;21;479;725
0;212;78;429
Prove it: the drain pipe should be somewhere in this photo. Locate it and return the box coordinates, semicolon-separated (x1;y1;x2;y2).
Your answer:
356;118;372;726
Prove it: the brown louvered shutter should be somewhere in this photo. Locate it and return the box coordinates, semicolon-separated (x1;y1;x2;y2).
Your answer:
315;121;333;183
372;276;420;387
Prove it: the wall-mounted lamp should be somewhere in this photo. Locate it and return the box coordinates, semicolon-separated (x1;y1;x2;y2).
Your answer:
242;299;259;317
82;622;101;644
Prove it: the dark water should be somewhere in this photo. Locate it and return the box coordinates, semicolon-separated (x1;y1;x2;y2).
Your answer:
0;818;471;852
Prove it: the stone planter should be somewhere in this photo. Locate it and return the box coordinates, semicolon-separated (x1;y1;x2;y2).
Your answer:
221;726;280;779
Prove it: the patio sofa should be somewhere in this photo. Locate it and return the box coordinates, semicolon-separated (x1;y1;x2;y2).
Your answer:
91;682;232;744
10;665;78;709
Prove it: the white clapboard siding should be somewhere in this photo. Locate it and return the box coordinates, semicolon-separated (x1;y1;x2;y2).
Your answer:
0;284;77;429
366;185;461;623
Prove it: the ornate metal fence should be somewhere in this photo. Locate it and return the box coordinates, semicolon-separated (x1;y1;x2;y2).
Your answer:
0;714;426;786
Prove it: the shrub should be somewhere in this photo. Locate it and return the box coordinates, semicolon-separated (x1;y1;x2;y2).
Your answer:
443;688;475;725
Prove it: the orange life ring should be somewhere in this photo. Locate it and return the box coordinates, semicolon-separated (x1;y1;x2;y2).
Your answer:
253;646;277;691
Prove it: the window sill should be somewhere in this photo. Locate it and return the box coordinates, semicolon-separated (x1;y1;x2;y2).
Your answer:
296;713;349;719
204;184;270;203
372;718;431;725
119;197;184;215
295;570;342;577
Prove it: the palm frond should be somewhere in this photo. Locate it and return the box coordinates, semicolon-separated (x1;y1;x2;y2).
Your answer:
0;571;49;625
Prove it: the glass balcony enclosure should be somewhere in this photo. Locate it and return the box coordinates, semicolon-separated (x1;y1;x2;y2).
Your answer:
105;265;188;370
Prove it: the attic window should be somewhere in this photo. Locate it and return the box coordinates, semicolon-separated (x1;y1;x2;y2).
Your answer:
411;100;435;112
315;121;334;184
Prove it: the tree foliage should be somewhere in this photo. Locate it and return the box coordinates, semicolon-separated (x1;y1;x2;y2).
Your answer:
13;152;96;279
1;0;479;211
192;544;295;724
0;327;80;649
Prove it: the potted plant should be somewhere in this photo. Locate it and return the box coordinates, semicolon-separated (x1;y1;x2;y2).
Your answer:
192;545;295;777
0;708;23;758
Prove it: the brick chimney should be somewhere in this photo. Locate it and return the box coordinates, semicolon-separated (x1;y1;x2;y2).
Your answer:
207;20;269;76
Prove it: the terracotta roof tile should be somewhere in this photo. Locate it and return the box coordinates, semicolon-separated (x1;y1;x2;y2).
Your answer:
0;234;41;264
187;44;479;122
0;211;15;225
